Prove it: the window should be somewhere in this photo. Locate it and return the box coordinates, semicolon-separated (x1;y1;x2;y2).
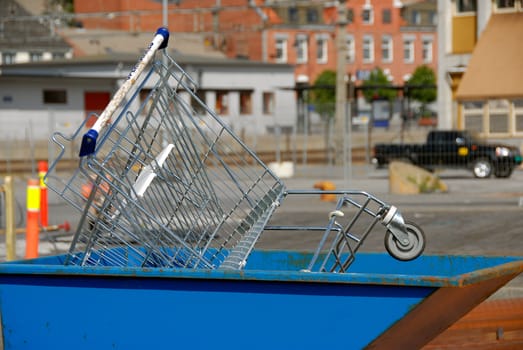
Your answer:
422;38;433;63
275;37;287;63
362;8;373;24
489;99;509;133
462;101;484;133
316;35;328;64
288;7;298;23
2;52;15;64
347;8;354;23
514;99;523;133
429;11;438;25
411;10;421;25
52;52;65;60
30;52;42;62
239;91;252;115
263;92;275;115
381;36;393;63
345;35;355;63
139;89;154;115
215;91;229;115
495;0;519;12
295;35;308;64
382;9;391;24
191;89;207;115
403;38;414;63
457;0;477;13
307;8;319;23
43;89;67;104
496;0;515;8
363;35;374;63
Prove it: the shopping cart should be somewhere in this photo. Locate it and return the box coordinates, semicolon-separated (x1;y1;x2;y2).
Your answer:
45;27;425;271
265;190;425;273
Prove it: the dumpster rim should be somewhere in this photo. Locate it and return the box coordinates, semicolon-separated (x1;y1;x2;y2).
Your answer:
1;252;522;288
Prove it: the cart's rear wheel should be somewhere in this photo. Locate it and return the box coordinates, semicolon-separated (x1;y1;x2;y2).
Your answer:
384;221;425;261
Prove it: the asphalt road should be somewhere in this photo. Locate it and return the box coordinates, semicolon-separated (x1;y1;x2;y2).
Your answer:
2;164;523;296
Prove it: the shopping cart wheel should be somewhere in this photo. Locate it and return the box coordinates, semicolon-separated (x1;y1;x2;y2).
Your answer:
384;221;425;261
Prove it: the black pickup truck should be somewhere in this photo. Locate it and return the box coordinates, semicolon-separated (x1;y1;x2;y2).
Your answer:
373;130;522;178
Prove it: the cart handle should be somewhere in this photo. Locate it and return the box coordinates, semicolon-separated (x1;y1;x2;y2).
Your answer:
79;27;170;157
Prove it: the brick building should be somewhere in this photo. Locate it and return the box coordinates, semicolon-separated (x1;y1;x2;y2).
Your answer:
73;0;437;86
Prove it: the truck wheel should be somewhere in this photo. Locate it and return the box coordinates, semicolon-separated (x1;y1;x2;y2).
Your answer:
384;221;426;261
472;159;492;178
494;167;513;178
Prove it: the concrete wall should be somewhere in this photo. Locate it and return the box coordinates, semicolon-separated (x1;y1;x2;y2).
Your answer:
0;77;114;140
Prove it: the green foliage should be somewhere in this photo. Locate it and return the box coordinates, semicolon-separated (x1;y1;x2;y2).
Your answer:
406;65;437;113
49;0;74;13
310;70;336;119
362;68;396;103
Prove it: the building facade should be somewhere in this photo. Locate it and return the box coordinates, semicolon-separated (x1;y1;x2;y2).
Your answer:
0;0;73;65
0;55;296;146
73;0;437;87
438;0;523;138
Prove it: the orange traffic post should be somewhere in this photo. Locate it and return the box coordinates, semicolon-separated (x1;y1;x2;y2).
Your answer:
38;160;49;227
25;178;41;259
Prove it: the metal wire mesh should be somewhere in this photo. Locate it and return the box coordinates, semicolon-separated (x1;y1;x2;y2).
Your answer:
45;50;285;269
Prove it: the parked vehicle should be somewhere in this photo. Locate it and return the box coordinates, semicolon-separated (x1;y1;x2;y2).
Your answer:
373;130;522;178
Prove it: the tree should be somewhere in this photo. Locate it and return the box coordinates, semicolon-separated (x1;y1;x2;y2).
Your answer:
310;70;336;164
406;65;437;117
310;70;336;118
361;68;396;128
361;68;396;103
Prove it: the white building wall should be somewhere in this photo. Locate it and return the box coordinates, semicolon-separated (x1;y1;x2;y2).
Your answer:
0;62;296;148
201;66;295;135
0;77;114;141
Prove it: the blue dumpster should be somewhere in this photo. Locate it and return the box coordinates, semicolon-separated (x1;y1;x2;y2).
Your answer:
1;250;522;349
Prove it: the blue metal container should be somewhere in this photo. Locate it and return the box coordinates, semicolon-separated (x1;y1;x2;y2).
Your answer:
1;250;522;349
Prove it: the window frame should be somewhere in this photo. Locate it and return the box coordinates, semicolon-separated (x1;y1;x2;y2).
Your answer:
362;8;374;24
1;52;16;64
262;91;275;115
306;8;319;23
288;6;298;23
316;35;328;64
381;35;393;63
411;10;421;25
30;52;43;62
403;37;415;63
494;0;519;12
456;0;477;14
275;36;288;63
215;90;229;115
43;89;67;104
362;35;374;63
295;35;308;64
345;34;355;63
190;89;207;115
382;8;391;24
422;37;433;63
239;90;253;115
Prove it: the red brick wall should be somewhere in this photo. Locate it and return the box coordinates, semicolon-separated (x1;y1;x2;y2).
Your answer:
74;0;437;84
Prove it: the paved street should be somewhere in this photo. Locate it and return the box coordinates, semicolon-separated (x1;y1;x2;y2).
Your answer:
2;164;523;297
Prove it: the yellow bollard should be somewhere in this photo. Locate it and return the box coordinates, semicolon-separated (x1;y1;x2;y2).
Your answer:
313;181;337;202
25;178;41;259
3;176;16;260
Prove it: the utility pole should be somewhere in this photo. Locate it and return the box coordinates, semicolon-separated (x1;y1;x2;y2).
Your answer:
334;0;348;166
213;0;221;47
